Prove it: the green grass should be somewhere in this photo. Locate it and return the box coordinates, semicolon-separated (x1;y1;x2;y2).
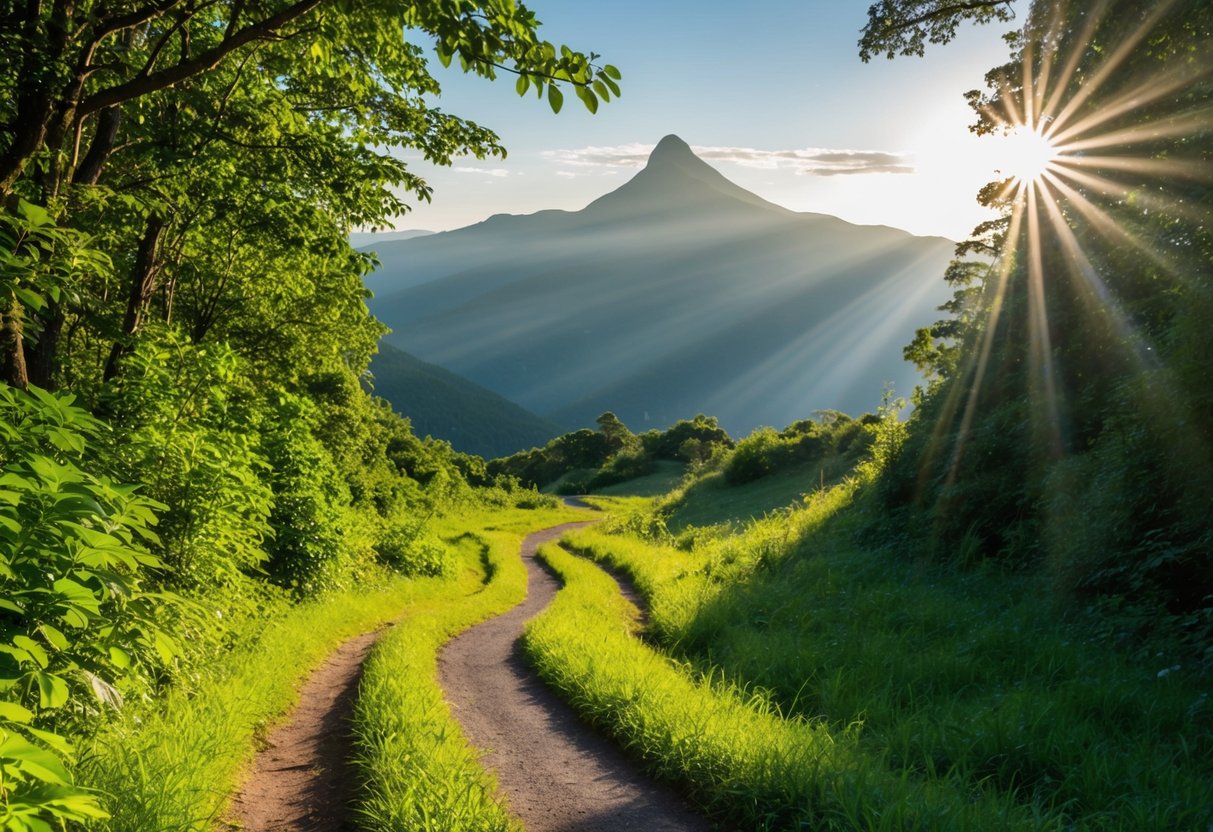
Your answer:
353;502;588;831
562;484;1213;830
592;460;686;497
660;452;856;531
77;577;435;831
76;500;590;832
524;540;1043;830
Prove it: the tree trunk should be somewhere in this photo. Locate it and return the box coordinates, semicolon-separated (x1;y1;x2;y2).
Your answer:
25;302;64;389
72;106;122;186
104;215;166;381
2;294;30;389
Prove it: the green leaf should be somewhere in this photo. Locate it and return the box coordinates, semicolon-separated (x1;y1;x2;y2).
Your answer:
575;85;598;114
12;637;47;669
0;701;34;723
16;199;51;227
13;287;46;311
23;725;73;755
515;74;530;96
0;731;71;785
38;624;68;652
107;646;131;670
33;672;70;709
604;64;622;80
547;84;564;114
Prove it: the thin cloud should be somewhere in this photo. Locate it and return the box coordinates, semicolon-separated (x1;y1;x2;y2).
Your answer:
542;143;915;176
452;166;513;177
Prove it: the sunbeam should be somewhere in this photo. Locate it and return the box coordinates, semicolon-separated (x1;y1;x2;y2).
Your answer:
923;0;1211;499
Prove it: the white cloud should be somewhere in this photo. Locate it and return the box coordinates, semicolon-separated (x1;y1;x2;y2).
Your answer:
452;166;513;177
542;143;915;176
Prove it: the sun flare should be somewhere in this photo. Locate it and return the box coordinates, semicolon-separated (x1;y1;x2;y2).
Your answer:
998;126;1060;185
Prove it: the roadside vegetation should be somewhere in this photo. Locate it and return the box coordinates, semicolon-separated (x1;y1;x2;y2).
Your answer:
353;502;586;832
526;416;1211;829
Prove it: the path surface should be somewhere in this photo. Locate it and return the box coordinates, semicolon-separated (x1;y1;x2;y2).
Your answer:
228;629;382;831
438;521;711;832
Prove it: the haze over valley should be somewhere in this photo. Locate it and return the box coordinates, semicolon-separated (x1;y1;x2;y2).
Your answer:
366;135;955;445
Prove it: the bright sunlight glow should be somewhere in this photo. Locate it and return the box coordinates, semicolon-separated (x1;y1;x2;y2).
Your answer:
998;126;1060;184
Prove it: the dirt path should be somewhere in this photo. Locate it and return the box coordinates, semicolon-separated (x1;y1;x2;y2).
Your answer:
438;521;711;832
227;629;382;831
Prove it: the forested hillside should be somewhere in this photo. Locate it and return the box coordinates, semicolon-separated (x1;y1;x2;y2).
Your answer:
0;1;619;825
369;343;563;459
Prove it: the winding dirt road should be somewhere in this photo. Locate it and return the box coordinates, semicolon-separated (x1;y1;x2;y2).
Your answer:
228;513;707;831
438;521;710;832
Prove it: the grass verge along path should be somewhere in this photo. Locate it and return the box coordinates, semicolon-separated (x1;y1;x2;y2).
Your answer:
523;541;1051;831
434;520;710;832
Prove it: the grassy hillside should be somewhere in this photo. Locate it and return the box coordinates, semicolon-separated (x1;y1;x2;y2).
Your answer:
369;343;564;459
524;423;1213;829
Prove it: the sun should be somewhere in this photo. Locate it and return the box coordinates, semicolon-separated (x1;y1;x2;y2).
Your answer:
997;126;1060;185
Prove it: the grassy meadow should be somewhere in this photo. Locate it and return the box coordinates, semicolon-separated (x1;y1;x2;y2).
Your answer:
524;454;1212;830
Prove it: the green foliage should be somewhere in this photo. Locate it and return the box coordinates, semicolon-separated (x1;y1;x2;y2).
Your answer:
858;0;1017;62
99;332;273;596
724;413;874;486
0;386;176;830
375;526;453;578
259;393;348;595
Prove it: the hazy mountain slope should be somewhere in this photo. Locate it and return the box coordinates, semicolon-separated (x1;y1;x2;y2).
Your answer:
367;135;955;435
369;344;563;458
350;229;434;248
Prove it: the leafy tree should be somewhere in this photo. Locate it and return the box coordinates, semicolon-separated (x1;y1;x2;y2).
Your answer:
866;0;1213;649
0;0;621;388
859;0;1017;62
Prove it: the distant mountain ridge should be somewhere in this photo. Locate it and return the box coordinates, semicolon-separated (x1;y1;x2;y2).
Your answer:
366;135;955;436
369;344;562;459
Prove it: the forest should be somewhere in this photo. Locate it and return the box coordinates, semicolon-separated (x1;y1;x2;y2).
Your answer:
0;0;1209;830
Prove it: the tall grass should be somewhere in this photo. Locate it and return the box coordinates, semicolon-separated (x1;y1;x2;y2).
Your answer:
524;542;1047;830
562;484;1213;830
77;576;437;831
76;501;588;831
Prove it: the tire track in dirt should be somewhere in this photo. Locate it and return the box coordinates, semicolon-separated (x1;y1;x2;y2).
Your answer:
438;519;710;832
227;629;382;831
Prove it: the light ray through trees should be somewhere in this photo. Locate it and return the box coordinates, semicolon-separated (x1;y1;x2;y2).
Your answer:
926;0;1210;486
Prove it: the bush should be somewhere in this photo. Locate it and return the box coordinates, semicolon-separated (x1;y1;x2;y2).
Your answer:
724;428;793;484
0;385;179;829
375;526;453;577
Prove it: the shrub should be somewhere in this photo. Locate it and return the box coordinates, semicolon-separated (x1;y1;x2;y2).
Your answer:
0;385;179;829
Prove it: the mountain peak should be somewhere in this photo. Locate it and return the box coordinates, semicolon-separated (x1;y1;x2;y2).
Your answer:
648;134;696;164
578;134;794;221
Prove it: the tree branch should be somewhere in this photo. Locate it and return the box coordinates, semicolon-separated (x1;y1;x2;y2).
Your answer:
78;0;324;117
880;0;1014;35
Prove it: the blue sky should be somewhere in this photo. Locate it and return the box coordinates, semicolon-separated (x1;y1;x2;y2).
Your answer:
385;0;1025;240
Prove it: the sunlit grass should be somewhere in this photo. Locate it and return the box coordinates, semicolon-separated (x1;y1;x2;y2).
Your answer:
562;482;1213;829
524;537;1052;830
